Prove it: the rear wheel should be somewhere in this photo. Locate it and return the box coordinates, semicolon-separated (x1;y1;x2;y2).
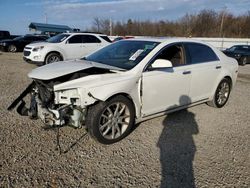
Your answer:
86;95;135;144
45;53;62;64
207;78;231;108
7;45;17;52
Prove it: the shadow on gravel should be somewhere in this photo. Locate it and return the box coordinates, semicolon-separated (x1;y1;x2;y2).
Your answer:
157;96;199;188
42;125;89;154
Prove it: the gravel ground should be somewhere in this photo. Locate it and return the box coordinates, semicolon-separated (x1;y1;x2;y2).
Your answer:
0;52;249;188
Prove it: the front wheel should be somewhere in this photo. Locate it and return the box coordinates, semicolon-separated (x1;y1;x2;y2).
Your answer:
7;45;17;52
86;95;135;144
239;56;247;66
44;53;62;64
207;78;231;108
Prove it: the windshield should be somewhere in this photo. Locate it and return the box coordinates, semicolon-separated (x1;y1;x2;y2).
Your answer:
228;46;250;52
46;34;70;43
85;40;159;70
13;36;24;41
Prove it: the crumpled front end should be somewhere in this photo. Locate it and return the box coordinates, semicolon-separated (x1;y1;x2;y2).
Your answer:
8;80;87;128
7;63;117;128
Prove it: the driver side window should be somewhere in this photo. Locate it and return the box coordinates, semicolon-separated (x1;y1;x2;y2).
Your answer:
67;35;82;44
154;44;185;67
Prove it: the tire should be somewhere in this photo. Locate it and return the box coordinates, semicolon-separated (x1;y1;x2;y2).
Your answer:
44;53;62;64
86;95;135;144
7;45;17;52
239;56;247;66
207;78;231;108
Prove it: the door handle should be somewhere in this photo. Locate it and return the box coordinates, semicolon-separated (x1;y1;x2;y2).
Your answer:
216;66;221;69
183;71;191;75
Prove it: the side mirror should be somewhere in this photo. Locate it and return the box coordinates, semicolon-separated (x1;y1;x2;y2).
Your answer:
151;59;173;69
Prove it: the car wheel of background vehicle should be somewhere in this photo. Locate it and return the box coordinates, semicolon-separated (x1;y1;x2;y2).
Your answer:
7;45;17;52
45;53;62;64
207;78;231;108
86;95;135;144
239;56;247;66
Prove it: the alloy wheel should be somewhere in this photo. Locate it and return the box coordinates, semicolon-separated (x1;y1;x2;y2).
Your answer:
242;57;247;65
47;55;60;64
99;102;130;140
216;81;230;105
8;45;17;52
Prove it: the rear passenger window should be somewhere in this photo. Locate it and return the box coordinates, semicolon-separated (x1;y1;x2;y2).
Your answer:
82;35;101;43
185;43;219;64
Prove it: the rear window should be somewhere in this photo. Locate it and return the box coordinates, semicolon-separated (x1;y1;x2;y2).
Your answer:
185;43;219;64
82;35;101;43
100;36;112;43
0;31;10;37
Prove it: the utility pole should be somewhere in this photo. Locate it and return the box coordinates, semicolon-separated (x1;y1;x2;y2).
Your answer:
219;6;227;37
109;18;113;36
97;18;100;32
45;13;48;24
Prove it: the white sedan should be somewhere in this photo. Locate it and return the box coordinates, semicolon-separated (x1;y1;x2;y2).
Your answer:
8;38;238;144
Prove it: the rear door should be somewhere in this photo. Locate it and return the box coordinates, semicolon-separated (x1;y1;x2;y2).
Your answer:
184;42;221;102
80;35;103;56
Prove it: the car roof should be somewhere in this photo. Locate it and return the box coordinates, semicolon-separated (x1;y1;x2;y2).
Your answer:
231;45;250;47
62;32;106;36
125;37;212;45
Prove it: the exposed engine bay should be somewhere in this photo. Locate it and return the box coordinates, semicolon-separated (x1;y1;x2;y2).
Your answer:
8;67;113;128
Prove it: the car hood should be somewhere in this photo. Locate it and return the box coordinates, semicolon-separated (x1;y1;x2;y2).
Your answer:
0;39;13;43
28;59;124;80
25;41;49;48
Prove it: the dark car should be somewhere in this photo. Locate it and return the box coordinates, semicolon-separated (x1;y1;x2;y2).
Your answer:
0;30;20;40
222;45;250;66
0;35;48;52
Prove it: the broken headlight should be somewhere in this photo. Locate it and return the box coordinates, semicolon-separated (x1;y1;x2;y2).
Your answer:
55;89;80;105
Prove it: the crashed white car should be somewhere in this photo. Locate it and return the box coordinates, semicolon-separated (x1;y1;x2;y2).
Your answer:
8;38;238;144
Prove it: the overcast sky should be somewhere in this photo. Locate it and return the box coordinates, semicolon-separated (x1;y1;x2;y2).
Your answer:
0;0;249;34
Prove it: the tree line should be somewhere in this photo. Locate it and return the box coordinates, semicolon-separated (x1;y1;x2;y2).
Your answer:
89;9;250;38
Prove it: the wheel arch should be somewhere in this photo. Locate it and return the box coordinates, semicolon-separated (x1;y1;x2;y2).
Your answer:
88;90;141;119
209;74;233;101
45;51;64;61
224;76;232;88
106;92;138;117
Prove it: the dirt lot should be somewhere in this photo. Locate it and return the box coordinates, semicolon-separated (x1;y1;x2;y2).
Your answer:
0;52;249;188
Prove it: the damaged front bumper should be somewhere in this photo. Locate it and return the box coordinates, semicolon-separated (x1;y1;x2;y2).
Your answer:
7;82;86;128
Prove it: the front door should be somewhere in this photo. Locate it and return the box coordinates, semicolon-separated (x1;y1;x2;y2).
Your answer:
64;35;84;60
141;43;192;116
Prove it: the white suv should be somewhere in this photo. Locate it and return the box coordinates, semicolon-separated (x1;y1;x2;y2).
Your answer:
23;32;111;65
